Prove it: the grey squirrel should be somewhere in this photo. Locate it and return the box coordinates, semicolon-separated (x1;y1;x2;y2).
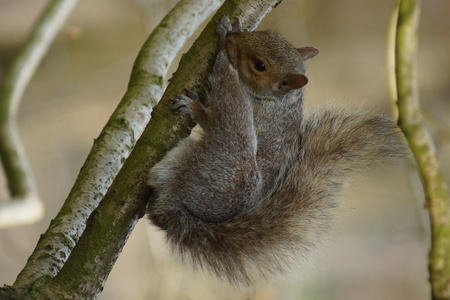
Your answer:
147;16;406;286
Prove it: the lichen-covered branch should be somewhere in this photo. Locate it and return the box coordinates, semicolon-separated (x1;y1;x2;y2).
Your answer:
0;0;77;228
30;1;284;299
13;0;225;291
393;0;450;298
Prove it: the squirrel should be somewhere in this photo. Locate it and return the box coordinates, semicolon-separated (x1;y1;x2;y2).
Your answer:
147;16;407;286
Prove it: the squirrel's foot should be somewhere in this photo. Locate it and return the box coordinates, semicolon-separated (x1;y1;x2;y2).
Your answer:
169;89;206;123
215;16;239;73
217;15;232;41
217;16;244;41
231;18;243;32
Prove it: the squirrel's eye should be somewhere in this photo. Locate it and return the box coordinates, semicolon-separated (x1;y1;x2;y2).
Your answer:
253;59;266;72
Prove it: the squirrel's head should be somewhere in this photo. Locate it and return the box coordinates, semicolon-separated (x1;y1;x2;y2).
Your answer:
224;30;318;100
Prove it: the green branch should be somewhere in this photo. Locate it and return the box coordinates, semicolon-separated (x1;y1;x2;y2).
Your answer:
0;0;77;228
393;0;450;298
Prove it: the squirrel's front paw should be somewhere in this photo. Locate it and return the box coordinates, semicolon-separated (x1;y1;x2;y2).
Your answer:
169;89;205;122
231;18;243;32
217;15;232;40
217;16;243;40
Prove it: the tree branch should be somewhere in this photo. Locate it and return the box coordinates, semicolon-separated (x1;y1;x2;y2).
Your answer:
0;0;77;228
13;0;224;291
393;0;450;298
29;0;284;298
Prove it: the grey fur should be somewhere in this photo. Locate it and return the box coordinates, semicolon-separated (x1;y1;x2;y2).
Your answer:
147;16;407;286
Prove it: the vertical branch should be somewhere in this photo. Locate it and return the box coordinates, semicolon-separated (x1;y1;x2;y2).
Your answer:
393;0;450;298
386;0;400;121
0;0;78;228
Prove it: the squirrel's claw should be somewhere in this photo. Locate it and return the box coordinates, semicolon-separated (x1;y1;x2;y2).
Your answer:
169;93;193;114
168;90;205;123
232;18;243;32
217;15;232;40
183;89;199;101
217;16;244;39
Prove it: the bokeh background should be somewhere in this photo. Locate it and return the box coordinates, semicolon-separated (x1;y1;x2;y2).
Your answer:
1;0;449;299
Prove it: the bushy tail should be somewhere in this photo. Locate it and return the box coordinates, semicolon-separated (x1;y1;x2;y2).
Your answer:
162;107;408;286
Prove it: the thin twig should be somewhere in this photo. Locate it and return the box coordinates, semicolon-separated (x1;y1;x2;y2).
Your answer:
0;0;78;228
393;0;450;298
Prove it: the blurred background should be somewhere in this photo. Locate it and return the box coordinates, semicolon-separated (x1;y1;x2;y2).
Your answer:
0;0;449;299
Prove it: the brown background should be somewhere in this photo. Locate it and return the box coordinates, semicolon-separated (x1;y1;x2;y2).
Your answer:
1;0;449;299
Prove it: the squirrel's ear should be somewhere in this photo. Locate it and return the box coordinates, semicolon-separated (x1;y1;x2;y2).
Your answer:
280;73;308;91
297;47;319;61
